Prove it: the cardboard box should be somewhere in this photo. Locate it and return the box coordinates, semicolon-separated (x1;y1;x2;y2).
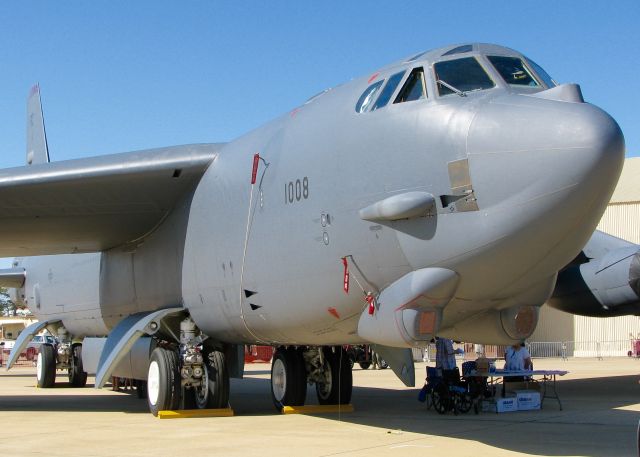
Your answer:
504;380;541;394
515;390;541;410
475;357;489;374
481;399;496;413
496;395;517;413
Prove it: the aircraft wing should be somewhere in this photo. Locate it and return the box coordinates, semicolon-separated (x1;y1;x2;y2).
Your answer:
0;144;221;257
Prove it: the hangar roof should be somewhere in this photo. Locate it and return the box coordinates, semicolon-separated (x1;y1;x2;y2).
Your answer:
610;157;640;204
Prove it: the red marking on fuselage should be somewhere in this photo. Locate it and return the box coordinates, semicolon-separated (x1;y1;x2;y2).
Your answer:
342;257;349;294
328;307;340;319
366;294;375;315
367;72;380;84
251;153;260;184
290;107;301;117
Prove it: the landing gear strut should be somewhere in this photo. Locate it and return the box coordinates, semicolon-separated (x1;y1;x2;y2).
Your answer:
36;327;87;388
314;347;352;405
269;346;353;410
146;318;230;416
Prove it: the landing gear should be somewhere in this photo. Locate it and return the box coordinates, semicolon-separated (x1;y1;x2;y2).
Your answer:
269;346;353;410
68;343;88;387
315;347;352;405
270;347;307;410
147;347;180;416
189;349;229;409
146;317;232;415
36;344;56;388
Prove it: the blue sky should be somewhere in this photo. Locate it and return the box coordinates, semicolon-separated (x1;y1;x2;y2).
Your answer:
0;1;638;170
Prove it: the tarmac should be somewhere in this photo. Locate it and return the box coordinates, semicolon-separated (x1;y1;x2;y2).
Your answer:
0;357;638;457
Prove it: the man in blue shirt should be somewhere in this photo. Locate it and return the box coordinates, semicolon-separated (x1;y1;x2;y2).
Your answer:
435;337;463;370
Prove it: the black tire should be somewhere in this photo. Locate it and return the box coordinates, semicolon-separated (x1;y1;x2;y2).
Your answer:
348;352;355;369
432;383;450;414
68;344;88;387
192;349;230;409
147;347;180;416
270;347;307;410
358;361;371;370
455;392;473;414
36;344;56;388
379;359;389;369
316;347;352;405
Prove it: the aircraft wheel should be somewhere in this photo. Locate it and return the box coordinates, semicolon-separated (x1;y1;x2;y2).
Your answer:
358;361;371;370
36;344;56;388
270;347;307;410
68;343;88;387
147;347;180;416
316;347;352;405
193;349;230;409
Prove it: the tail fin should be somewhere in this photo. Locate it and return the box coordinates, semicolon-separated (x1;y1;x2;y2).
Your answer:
26;84;50;165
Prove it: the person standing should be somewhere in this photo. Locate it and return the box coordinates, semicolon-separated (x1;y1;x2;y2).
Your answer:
504;343;532;371
435;337;463;371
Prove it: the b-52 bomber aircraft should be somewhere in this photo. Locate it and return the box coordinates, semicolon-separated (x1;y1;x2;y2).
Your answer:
0;43;633;416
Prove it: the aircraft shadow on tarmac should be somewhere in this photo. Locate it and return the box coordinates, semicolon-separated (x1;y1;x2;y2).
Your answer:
234;373;640;457
0;373;637;456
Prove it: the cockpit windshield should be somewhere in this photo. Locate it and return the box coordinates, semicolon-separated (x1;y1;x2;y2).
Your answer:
434;57;495;96
525;57;557;88
487;56;539;87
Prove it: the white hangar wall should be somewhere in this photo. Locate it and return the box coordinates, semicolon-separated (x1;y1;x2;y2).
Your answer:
530;158;640;356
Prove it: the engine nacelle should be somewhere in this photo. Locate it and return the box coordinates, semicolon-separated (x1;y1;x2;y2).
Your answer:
439;305;540;345
357;268;459;348
549;244;640;317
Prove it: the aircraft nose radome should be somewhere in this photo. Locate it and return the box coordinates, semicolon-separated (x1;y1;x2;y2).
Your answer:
466;97;625;210
458;98;625;299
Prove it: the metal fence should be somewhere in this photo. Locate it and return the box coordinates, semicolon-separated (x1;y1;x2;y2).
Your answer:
411;339;640;362
0;348;36;367
527;339;639;359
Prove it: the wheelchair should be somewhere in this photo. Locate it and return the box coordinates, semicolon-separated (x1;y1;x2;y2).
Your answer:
421;362;486;415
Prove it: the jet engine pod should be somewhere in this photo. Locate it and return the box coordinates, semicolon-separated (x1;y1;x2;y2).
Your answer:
549;246;640;317
441;305;540;345
357;268;459;348
500;305;539;341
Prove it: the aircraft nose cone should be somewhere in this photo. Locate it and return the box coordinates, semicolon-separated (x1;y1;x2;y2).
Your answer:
463;96;625;296
467;96;625;211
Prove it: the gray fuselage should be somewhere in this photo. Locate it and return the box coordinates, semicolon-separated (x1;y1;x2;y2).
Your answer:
17;43;625;346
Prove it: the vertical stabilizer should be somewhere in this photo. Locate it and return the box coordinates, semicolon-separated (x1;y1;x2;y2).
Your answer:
26;84;50;165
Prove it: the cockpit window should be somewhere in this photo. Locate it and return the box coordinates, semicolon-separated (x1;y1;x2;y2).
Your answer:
442;45;473;56
434;57;495;96
488;56;539;86
355;80;384;113
525;57;557;88
395;67;427;103
371;71;406;111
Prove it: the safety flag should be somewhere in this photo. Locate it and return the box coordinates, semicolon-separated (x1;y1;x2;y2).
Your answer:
366;294;375;315
251;153;260;184
342;257;349;294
